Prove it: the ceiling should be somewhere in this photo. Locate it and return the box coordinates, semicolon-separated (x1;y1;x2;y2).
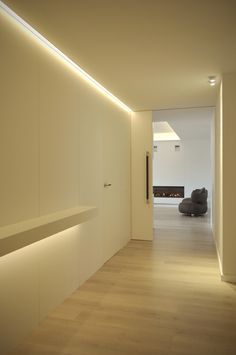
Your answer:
4;0;236;111
153;107;213;140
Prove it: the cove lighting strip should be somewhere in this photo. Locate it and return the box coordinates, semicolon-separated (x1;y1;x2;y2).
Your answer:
0;1;132;113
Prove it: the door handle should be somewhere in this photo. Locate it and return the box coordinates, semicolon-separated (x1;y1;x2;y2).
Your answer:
104;183;112;187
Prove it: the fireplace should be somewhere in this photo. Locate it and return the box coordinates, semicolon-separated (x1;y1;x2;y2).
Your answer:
153;186;184;198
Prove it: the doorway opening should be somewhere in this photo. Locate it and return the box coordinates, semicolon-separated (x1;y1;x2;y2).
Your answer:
152;107;214;230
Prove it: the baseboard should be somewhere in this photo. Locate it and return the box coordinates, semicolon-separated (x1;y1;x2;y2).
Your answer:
221;274;236;283
215;243;223;276
215;241;236;283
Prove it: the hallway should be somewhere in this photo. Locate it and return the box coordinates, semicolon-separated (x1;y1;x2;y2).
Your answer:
12;206;236;355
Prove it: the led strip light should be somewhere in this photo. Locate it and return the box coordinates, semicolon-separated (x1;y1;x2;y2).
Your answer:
0;1;132;113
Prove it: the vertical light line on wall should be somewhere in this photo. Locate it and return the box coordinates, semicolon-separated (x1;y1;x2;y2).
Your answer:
220;81;223;267
130;113;133;238
0;0;133;114
37;61;41;323
38;57;41;217
37;46;41;321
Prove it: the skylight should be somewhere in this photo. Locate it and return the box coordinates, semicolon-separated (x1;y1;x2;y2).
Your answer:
153;121;180;141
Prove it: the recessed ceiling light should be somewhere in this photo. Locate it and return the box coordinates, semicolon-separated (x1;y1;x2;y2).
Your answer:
208;76;216;86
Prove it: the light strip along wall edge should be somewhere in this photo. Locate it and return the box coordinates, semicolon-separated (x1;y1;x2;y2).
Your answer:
0;1;133;113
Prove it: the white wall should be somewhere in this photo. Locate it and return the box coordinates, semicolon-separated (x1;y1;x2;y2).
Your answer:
211;108;216;229
221;73;236;281
153;139;212;205
212;74;236;283
213;85;223;266
0;9;131;353
131;111;153;240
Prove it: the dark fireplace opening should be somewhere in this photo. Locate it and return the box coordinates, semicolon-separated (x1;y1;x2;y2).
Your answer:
153;186;184;198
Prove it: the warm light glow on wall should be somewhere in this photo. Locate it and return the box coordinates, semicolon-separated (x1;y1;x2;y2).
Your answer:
0;1;133;113
0;225;80;261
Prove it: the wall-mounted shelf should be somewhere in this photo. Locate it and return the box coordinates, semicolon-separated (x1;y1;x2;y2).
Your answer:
0;206;98;257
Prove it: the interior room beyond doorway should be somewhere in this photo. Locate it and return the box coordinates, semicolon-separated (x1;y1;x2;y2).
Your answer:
152;107;214;222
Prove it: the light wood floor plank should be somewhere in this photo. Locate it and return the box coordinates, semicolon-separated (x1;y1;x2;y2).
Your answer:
10;205;236;355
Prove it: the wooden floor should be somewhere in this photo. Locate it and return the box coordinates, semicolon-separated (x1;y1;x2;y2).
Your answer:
11;205;236;355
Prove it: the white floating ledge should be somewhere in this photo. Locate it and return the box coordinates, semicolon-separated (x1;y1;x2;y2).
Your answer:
0;206;98;257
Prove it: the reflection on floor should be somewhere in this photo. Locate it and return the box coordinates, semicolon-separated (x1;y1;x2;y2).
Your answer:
11;205;236;355
154;203;211;230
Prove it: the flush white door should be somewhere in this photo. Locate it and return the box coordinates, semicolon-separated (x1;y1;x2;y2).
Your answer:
101;108;131;261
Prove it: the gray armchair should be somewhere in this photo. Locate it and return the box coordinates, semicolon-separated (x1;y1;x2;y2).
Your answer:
178;188;208;216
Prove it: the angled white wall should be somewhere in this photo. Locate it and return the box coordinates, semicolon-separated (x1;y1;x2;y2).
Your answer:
214;73;236;283
131;111;153;240
221;73;236;281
